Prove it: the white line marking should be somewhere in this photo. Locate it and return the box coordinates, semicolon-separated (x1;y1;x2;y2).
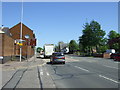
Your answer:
40;68;43;72
103;65;118;69
114;62;120;64
40;72;43;75
74;60;79;61
74;66;90;72
46;72;50;76
99;75;119;84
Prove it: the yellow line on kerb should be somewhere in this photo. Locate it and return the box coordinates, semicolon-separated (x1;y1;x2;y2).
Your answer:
2;63;46;71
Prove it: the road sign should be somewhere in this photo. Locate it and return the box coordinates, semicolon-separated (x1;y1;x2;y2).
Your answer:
19;42;23;46
15;39;25;46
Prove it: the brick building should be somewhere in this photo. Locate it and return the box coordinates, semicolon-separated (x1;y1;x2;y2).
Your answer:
9;22;36;58
0;29;14;64
0;23;36;64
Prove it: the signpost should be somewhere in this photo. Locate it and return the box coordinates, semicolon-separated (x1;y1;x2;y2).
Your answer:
15;39;25;62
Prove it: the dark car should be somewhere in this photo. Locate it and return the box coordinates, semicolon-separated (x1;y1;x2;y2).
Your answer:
113;53;120;61
110;53;118;59
111;53;120;61
50;52;65;64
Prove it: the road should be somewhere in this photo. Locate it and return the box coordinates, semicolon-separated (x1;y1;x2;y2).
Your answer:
44;55;119;88
2;55;120;89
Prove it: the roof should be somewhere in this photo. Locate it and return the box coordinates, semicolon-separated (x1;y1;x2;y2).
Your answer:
0;27;11;36
10;22;33;32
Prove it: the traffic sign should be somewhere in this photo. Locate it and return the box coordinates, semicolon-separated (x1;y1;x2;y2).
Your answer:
15;39;25;46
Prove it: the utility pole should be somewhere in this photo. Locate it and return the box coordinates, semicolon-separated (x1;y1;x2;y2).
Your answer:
20;0;23;62
0;0;2;28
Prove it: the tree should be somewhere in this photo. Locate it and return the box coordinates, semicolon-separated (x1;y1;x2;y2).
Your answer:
69;40;79;54
99;38;109;53
108;30;120;52
54;45;59;52
36;47;43;53
108;30;120;39
79;20;106;55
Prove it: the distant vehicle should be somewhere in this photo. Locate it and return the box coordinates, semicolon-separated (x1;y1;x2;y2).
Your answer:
50;52;65;64
111;53;120;61
106;49;115;54
64;47;69;53
39;54;44;58
44;44;54;58
61;47;69;54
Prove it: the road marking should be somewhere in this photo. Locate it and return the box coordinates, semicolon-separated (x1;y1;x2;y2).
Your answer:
40;68;43;72
114;62;120;64
103;65;118;69
99;75;119;84
74;60;79;61
46;72;50;76
40;72;43;75
74;66;90;72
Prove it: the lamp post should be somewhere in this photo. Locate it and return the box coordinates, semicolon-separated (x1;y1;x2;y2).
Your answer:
20;0;23;62
0;25;4;64
0;0;2;27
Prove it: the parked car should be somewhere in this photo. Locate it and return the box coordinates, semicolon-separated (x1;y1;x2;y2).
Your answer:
111;53;120;61
50;52;65;64
113;53;120;61
110;53;118;59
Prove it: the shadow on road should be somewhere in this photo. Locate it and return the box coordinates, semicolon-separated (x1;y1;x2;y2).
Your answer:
46;62;65;65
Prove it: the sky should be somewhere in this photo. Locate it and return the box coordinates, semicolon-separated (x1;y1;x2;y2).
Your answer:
1;2;118;48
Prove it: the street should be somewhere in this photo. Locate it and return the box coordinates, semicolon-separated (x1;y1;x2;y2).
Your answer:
1;55;120;89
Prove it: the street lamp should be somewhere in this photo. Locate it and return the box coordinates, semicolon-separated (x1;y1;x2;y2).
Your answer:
0;25;4;64
20;0;23;62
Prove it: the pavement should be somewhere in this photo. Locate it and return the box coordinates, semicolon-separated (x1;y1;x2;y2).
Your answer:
1;56;48;89
2;56;38;71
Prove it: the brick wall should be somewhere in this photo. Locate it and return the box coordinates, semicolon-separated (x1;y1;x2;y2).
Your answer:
3;34;14;57
9;23;35;57
0;33;14;64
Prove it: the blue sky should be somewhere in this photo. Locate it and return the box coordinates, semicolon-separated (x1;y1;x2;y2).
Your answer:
2;2;118;47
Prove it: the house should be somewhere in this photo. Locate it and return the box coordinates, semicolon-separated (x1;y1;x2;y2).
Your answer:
0;29;14;64
0;23;36;64
9;22;36;59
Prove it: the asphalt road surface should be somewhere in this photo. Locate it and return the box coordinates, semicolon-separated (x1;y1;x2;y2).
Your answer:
2;55;120;89
44;55;119;88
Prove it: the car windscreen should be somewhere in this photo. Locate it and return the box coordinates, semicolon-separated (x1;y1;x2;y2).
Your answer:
54;53;64;56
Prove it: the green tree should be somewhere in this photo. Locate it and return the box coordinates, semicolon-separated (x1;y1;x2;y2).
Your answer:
108;30;120;39
99;38;109;53
108;30;120;52
36;47;43;53
69;40;79;54
79;20;106;55
54;45;59;52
